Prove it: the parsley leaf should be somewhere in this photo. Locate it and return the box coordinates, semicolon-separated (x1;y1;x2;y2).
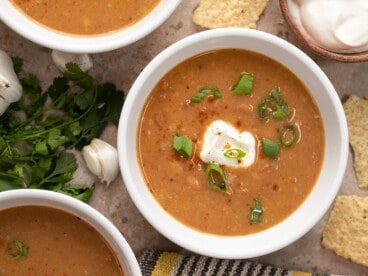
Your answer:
0;59;124;202
63;62;94;89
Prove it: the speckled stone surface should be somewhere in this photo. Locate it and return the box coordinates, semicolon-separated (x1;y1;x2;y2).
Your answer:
1;0;368;275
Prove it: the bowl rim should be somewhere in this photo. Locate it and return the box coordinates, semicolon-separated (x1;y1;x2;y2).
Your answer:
0;189;142;275
0;0;181;53
279;0;368;63
118;28;349;259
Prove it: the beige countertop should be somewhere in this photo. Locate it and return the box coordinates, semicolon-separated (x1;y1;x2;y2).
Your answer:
1;0;368;275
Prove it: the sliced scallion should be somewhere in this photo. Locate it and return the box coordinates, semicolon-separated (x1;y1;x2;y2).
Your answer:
272;103;286;120
172;135;193;158
270;87;290;119
190;86;222;103
261;138;279;159
7;239;28;260
223;148;246;159
257;98;271;121
279;124;296;147
231;72;254;95
258;87;290;121
205;163;227;192
250;198;263;224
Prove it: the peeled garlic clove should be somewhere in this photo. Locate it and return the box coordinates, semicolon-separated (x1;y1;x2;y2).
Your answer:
51;50;93;72
0;50;22;116
0;97;9;116
82;138;119;186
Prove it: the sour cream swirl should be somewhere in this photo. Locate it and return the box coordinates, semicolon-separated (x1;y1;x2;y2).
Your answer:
200;120;256;169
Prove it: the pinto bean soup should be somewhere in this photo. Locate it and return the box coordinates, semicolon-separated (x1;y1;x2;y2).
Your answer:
10;0;160;35
137;49;325;236
0;206;124;275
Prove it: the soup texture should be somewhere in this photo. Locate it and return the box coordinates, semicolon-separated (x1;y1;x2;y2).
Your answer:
10;0;160;35
138;49;325;236
0;206;123;275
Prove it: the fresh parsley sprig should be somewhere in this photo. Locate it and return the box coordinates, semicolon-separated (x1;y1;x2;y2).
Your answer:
0;60;125;202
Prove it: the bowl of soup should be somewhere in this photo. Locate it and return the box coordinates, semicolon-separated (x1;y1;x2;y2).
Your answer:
118;28;348;258
0;0;181;53
0;189;141;275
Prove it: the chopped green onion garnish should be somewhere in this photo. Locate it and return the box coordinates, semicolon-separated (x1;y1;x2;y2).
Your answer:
7;239;28;260
272;102;286;120
231;72;254;95
279;124;296;147
250;198;263;224
172;135;193;158
270;87;290;119
223;148;246;159
205;163;227;192
190;86;222;103
258;87;290;121
262;138;280;159
257;98;271;121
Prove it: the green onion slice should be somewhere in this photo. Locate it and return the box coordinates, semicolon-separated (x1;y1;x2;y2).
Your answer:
250;198;263;224
258;87;290;120
270;87;290;119
261;138;280;159
190;86;222;103
279;124;296;147
172;135;193;158
272;102;286;120
231;72;254;95
223;148;246;159
257;98;271;121
7;239;29;260
205;164;227;192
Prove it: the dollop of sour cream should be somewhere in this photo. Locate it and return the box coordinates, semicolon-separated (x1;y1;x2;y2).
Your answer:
288;0;368;53
200;120;256;168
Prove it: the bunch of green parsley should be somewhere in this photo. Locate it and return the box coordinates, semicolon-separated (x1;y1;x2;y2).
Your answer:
0;58;124;202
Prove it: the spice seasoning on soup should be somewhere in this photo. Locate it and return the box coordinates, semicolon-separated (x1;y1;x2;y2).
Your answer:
10;0;160;35
138;49;325;236
0;206;124;275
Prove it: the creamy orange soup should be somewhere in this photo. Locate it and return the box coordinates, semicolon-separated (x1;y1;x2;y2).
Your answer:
0;206;124;275
10;0;160;35
138;49;325;236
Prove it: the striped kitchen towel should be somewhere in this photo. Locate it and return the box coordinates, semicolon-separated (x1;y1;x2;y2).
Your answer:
139;249;337;276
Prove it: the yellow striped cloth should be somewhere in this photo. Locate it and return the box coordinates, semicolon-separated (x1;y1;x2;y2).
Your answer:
139;249;337;276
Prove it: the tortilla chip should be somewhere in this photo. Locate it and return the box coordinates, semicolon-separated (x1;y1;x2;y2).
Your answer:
192;0;269;29
322;195;368;267
343;95;368;188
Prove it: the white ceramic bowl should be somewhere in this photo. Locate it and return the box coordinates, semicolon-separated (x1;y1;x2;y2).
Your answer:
0;189;141;275
0;0;181;53
118;28;349;259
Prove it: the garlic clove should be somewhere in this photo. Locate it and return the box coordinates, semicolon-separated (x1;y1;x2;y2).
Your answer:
0;50;23;116
0;97;10;116
83;144;102;179
0;74;22;104
82;138;119;186
51;50;93;72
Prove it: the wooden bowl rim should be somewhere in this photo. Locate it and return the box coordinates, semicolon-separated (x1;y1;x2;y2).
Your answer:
279;0;368;63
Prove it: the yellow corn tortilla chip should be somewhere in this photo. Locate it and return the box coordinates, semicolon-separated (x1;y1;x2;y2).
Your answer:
343;95;368;188
322;195;368;267
192;0;269;29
